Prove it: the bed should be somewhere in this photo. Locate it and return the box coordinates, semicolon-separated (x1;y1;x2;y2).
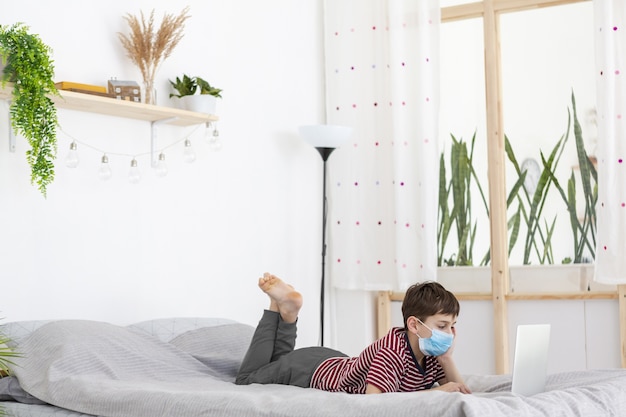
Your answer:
1;317;626;417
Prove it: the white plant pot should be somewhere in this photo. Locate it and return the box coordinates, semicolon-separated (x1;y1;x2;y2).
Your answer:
436;264;611;293
180;94;217;114
437;266;491;293
509;264;591;292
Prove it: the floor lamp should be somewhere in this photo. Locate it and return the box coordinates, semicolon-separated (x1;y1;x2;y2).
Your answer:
299;125;352;346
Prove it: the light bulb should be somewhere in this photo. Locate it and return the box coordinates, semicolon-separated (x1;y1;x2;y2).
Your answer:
183;138;196;163
98;154;112;181
154;152;168;177
208;127;222;151
65;141;80;168
204;123;212;141
128;158;142;184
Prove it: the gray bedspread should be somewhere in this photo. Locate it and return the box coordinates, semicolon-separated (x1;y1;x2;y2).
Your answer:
6;320;626;417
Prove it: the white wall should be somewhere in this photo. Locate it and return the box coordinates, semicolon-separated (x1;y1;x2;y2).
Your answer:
0;0;326;349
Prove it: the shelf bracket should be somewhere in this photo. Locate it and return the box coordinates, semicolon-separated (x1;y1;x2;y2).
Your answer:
7;100;16;153
150;117;178;167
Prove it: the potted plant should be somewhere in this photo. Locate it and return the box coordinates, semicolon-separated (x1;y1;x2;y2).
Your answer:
195;76;222;98
169;74;197;97
0;325;19;416
549;92;597;264
169;74;221;114
437;132;489;267
0;22;59;196
437;92;600;294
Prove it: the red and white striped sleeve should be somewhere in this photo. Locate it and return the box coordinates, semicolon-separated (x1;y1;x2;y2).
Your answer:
365;347;405;393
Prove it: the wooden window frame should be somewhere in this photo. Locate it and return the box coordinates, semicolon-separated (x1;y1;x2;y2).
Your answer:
439;0;625;373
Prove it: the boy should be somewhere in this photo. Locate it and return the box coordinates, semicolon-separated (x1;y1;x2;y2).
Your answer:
235;272;471;394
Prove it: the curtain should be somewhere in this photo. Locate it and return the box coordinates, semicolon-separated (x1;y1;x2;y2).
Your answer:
323;0;440;291
594;0;626;284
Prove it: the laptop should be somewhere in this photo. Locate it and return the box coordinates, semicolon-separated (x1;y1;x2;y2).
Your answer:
511;324;551;396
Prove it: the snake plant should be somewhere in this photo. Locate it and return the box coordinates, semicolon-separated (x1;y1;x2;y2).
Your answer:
437;132;489;266
505;127;568;265
438;92;594;266
549;92;597;263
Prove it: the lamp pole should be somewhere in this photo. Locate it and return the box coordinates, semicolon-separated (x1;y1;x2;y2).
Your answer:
315;147;335;347
298;124;352;347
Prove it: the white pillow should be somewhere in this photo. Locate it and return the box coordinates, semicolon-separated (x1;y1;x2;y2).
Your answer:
126;317;239;343
0;320;54;348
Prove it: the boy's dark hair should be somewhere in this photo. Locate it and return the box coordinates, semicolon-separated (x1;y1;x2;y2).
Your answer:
401;281;460;329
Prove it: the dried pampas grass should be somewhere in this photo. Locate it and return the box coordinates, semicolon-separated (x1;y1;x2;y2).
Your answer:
118;6;191;104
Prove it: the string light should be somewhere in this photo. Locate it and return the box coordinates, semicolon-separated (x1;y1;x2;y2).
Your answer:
183;139;196;163
128;158;141;184
65;141;80;168
98;154;112;181
207;124;222;151
154;152;168;177
58;123;210;181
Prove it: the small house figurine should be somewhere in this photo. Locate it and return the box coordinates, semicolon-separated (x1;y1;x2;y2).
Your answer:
107;79;141;102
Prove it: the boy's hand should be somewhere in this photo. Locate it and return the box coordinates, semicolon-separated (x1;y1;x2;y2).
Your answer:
435;327;470;393
433;381;472;394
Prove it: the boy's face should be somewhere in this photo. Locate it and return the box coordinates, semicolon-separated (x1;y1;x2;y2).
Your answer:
418;313;457;337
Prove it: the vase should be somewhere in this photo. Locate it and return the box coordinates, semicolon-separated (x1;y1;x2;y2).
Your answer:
142;79;156;105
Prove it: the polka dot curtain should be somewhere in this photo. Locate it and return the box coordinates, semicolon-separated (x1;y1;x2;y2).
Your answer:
595;0;626;284
323;1;440;291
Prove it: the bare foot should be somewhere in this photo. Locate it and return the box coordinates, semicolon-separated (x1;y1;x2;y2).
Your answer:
258;273;303;323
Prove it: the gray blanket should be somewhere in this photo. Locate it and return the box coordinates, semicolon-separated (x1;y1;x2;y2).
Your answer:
7;320;626;417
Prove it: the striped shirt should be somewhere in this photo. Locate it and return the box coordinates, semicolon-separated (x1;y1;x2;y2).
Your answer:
310;327;445;394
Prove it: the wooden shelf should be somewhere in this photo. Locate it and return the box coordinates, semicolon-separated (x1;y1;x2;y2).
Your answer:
0;84;218;126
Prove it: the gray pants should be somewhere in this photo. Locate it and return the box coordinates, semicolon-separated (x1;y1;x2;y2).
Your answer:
235;310;347;387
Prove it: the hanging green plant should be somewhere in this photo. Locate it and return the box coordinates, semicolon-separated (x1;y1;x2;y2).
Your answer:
0;22;59;196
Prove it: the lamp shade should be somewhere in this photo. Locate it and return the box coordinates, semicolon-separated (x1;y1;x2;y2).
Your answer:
298;125;353;149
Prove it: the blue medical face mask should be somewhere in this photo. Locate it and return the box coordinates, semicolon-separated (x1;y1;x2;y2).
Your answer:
416;319;454;357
